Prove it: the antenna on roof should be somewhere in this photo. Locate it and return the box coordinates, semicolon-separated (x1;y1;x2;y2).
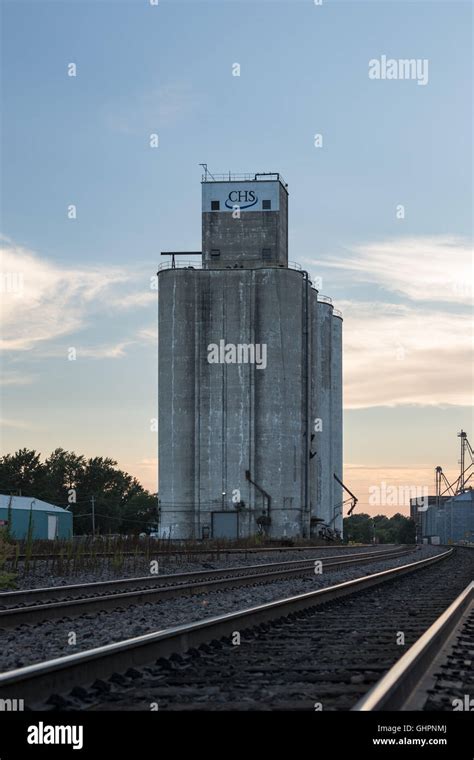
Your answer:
199;163;215;181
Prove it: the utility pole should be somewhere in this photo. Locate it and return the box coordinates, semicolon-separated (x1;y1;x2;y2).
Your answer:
458;430;466;493
91;496;95;537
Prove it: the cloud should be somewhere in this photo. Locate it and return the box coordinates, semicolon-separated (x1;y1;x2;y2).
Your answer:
342;301;472;408
0;241;155;352
137;325;158;344
0;417;34;430
39;342;134;360
314;235;472;305
114;292;156;309
75;343;132;359
137;458;158;468
344;464;460;517
125;457;158;493
0;371;35;386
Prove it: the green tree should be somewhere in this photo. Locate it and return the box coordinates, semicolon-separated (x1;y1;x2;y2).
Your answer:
0;448;155;536
72;456;144;534
120;492;158;535
343;513;374;543
0;449;44;496
344;512;416;544
40;449;86;506
389;513;416;543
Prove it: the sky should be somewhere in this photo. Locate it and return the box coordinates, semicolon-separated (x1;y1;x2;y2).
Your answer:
1;0;472;516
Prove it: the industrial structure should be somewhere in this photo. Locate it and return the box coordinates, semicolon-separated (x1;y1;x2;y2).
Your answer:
158;171;347;540
410;430;474;545
0;495;73;539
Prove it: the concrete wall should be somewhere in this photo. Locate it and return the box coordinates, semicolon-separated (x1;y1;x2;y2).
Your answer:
331;314;343;536
158;266;313;539
158;262;343;540
309;289;319;532
157;271;197;537
202;180;289;268
252;268;307;537
314;301;333;528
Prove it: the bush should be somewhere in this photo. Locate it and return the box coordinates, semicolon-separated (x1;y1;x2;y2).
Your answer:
0;527;17;589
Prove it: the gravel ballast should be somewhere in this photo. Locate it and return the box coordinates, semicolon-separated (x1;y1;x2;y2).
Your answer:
0;545;444;672
7;544;399;590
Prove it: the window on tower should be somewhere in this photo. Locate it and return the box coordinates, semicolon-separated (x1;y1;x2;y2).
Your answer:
211;200;220;210
262;200;271;210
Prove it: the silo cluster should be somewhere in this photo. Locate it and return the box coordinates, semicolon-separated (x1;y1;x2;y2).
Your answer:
158;173;343;540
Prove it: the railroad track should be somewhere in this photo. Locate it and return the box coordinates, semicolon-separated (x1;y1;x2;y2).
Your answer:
7;544;375;562
354;578;474;711
0;547;412;628
0;546;472;710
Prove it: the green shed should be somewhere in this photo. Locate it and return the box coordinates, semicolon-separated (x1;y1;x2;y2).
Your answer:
0;495;73;540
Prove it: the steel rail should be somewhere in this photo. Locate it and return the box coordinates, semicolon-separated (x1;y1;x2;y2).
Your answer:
0;546;410;607
6;543;380;562
0;548;453;705
353;579;474;711
0;549;414;628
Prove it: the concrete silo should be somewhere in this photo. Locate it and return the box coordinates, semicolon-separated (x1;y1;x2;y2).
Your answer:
314;298;334;530
158;172;344;540
331;312;344;536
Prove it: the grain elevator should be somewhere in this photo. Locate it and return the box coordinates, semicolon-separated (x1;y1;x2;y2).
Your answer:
158;172;343;540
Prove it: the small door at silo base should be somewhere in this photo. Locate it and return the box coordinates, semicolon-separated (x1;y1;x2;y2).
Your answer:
212;512;238;539
47;514;58;539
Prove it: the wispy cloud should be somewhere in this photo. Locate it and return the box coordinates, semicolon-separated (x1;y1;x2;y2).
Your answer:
127;457;158;493
137;325;158;344
0;241;155;353
114;292;156;309
0;417;35;430
0;371;35;387
342;301;472;408
312;235;472;305
39;342;134;360
344;464;460;517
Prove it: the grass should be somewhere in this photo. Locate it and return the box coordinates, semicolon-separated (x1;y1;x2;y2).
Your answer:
0;527;17;589
1;533;343;582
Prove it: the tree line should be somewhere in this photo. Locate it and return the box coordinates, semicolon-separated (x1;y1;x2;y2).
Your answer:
343;512;416;544
1;450;416;542
0;448;158;535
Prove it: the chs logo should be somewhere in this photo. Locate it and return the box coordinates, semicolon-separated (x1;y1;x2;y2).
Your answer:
225;190;258;209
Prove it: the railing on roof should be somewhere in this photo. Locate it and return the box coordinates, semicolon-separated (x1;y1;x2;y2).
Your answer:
318;295;333;304
159;259;305;273
201;171;287;186
333;308;343;318
157;259;315;287
158;260;202;271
